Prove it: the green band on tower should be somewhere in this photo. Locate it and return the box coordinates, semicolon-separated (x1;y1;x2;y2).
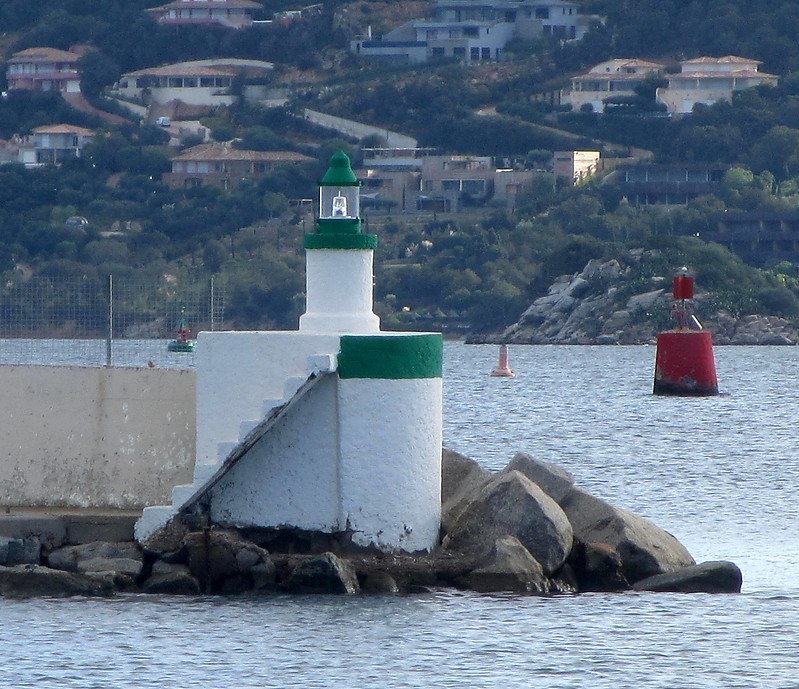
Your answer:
338;334;443;379
304;233;378;250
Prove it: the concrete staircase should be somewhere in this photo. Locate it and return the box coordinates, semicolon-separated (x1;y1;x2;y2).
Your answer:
134;353;337;542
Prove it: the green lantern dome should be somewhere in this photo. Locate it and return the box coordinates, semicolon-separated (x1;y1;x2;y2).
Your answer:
306;150;377;251
320;150;359;186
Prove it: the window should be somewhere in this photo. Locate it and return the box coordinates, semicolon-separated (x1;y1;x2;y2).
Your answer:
481;47;490;60
453;47;466;58
462;179;486;195
442;179;460;191
535;8;549;19
463;26;478;37
432;47;445;57
470;47;480;61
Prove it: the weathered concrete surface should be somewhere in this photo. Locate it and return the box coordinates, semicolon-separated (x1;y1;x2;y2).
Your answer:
0;508;139;547
0;366;195;509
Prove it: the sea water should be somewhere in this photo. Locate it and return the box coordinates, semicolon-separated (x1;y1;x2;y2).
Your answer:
0;343;797;688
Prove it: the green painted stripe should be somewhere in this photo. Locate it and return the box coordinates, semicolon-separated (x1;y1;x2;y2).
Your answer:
338;334;443;379
304;234;378;250
316;218;362;234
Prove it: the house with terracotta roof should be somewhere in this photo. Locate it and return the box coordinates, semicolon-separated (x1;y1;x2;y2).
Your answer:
163;142;314;190
656;56;778;114
146;0;262;29
17;124;95;167
5;47;82;93
561;59;665;113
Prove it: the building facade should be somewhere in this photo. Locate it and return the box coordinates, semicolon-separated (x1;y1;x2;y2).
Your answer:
145;0;262;29
656;56;778;114
164;142;313;190
561;59;664;113
17;125;95;167
609;162;728;206
351;0;593;65
553;150;601;184
5;47;82;93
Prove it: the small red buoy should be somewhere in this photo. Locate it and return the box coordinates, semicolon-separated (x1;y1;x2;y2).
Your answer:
490;344;515;377
653;270;718;396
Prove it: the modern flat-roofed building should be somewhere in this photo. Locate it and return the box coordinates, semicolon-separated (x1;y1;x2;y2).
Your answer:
351;0;593;65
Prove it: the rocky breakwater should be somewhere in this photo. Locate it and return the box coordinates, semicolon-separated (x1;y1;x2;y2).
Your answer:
470;255;799;346
0;449;741;597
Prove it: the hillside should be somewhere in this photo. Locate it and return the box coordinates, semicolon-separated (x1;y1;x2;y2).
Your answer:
0;1;798;337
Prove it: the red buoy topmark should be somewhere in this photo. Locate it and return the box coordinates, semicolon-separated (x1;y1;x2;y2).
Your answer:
653;271;718;396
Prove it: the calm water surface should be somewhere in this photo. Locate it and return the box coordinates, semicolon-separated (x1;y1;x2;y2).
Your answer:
1;343;797;688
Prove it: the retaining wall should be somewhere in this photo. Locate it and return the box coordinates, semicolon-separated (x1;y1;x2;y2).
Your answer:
0;366;195;509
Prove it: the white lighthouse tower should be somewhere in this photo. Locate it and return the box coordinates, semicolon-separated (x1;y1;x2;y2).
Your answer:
136;151;443;553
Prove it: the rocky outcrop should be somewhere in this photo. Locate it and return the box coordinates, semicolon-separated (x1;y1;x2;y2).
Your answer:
471;255;799;345
0;449;741;597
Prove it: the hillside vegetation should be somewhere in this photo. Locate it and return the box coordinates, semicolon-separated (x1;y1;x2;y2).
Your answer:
1;1;799;334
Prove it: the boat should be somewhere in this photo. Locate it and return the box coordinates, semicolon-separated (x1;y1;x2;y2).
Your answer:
167;309;195;353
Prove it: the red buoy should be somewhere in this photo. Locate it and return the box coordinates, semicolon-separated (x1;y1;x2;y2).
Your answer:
653;271;718;396
490;344;515;377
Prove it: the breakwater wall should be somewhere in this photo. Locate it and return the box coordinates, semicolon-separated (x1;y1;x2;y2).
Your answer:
0;366;195;509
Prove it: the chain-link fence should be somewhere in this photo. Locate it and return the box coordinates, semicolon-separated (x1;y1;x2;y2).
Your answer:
0;275;225;368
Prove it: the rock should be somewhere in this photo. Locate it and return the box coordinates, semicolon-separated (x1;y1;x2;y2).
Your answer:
567;541;629;592
559;486;694;583
250;561;277;590
151;561;191;577
500;453;574;503
582;258;622;282
183;529;270;593
0;564;116;598
626;289;666;312
141;570;202;595
360;570;400;594
441;447;492;534
47;541;142;573
459;536;548;593
632;561;743;593
285;552;360;594
76;557;143;579
0;536;41;566
444;470;573;574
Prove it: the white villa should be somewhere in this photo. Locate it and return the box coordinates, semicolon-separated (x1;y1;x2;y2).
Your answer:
5;47;82;94
351;0;595;65
656;56;778;114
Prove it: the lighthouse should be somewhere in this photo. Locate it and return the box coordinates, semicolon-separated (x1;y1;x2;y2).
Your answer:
137;151;443;554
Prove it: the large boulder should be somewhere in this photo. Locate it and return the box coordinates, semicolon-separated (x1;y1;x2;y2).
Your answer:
459;536;548;593
567;541;629;592
632;561;743;593
444;470;573;574
47;541;142;573
500;453;575;503
560;486;694;583
0;536;41;566
0;564;116;598
285;552;360;594
77;557;143;579
141;563;202;595
183;529;271;593
441;447;492;534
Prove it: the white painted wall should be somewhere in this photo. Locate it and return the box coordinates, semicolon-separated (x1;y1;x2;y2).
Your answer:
300;250;380;333
195;331;340;466
338;377;442;552
0;366;195;508
209;374;340;531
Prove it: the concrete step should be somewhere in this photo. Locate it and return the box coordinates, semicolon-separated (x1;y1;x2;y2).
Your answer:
171;484;198;507
306;353;337;375
134;505;177;543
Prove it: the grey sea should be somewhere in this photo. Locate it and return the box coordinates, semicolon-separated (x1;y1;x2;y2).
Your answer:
1;342;797;689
